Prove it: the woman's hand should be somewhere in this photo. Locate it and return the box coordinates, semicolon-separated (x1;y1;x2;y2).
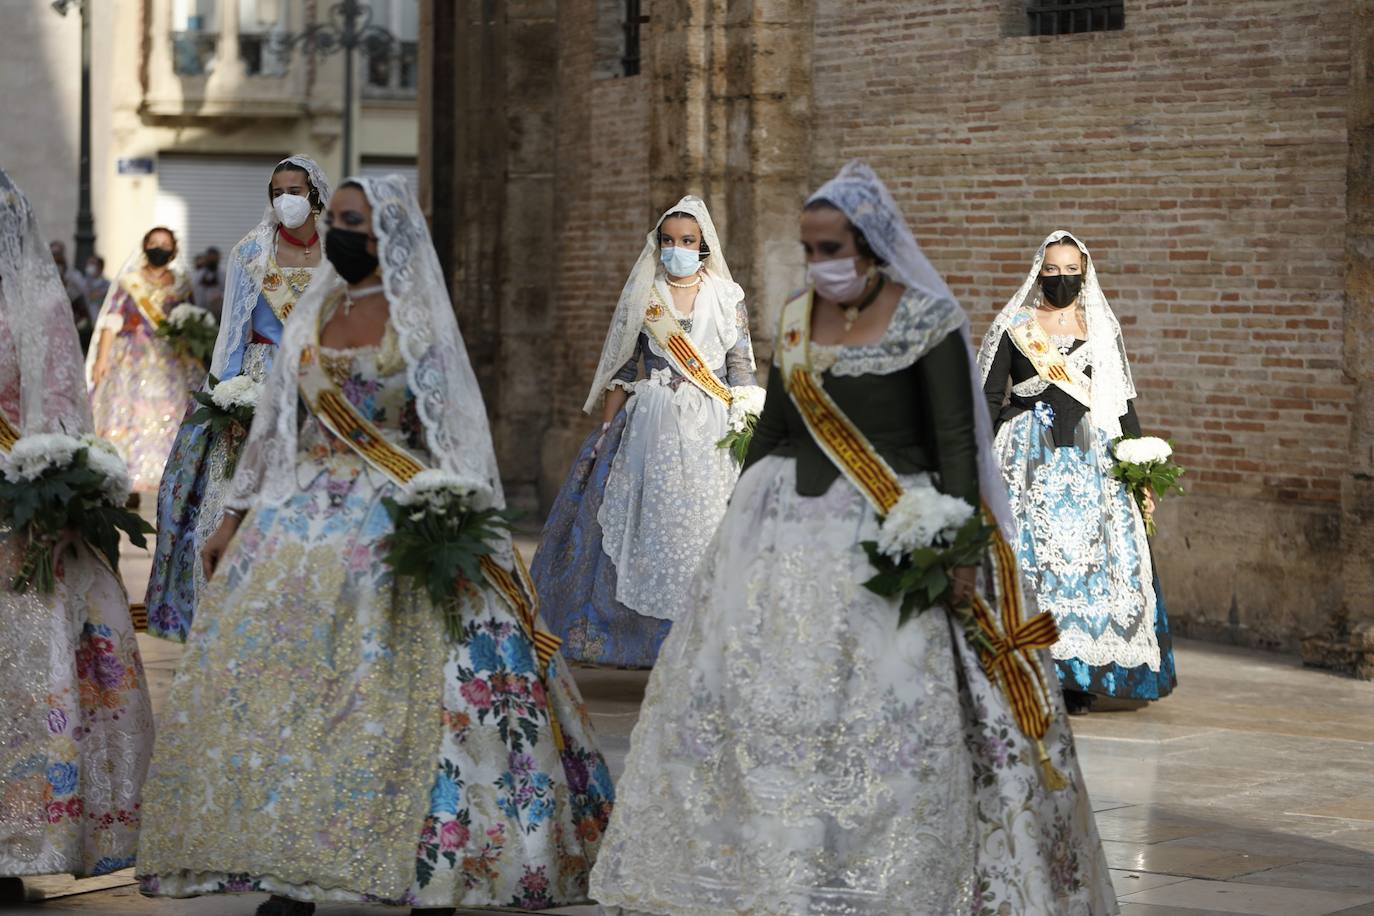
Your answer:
951;565;978;608
201;514;243;581
591;421;611;458
1142;486;1157;517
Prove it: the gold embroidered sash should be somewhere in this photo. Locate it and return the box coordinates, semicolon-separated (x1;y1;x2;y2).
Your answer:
1006;309;1092;407
259;250;314;323
297;314;565;748
643;287;733;406
777;288;1064;787
0;410;18;452
119;271;178;329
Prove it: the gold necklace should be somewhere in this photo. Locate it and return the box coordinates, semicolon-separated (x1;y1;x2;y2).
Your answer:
666;272;701;289
842;272;885;333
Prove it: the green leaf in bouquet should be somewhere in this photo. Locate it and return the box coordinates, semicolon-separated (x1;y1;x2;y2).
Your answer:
898;589;934;627
862;566;907;598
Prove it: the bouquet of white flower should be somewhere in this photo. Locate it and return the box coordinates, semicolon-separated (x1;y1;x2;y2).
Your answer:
860;479;995;629
381;470;517;642
0;433;153;593
716;384;767;465
1109;435;1184;537
188;374;263;478
154;304;218;365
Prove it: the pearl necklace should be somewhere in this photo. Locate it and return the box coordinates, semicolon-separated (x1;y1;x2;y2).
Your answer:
343;283;385;315
666;272;702;289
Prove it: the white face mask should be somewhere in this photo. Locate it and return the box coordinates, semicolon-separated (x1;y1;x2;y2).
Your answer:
807;256;868;302
272;193;312;230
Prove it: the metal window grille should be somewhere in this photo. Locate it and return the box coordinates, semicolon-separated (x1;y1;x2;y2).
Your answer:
1027;0;1124;36
622;0;647;77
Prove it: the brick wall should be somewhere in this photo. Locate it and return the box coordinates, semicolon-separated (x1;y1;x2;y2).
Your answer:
806;0;1355;649
543;2;653;500
427;0;1364;654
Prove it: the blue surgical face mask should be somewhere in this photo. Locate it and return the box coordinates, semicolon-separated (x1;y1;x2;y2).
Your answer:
659;245;701;278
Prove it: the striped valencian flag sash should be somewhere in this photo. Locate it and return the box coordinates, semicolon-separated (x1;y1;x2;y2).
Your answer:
297;324;566;748
642;286;733;407
777;288;1066;788
0;409;17;452
119;271;174;329
1006;308;1092;408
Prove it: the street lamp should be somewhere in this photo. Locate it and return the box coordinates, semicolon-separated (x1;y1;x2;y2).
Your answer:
51;0;95;267
269;0;397;175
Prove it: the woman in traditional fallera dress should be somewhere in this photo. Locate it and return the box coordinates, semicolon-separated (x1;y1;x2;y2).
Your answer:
135;176;612;916
144;156;331;641
86;227;200;492
0;169;154;880
590;162;1115;915
978;231;1176;713
532;196;758;667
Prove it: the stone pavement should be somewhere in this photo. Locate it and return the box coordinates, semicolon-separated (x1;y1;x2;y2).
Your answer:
3;536;1371;914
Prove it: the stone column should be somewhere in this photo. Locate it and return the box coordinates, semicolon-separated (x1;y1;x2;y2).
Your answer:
1341;0;1374;677
420;0;558;512
717;0;814;357
646;0;814;361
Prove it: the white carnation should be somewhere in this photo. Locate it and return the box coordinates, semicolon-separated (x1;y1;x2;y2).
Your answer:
81;435;132;504
394;469;483;510
727;385;767;432
210;376;262;411
1114;436;1172;466
2;433;82;482
167;304;215;329
875;480;976;561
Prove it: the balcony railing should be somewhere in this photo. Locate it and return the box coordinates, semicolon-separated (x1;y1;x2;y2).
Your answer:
170;30;219;76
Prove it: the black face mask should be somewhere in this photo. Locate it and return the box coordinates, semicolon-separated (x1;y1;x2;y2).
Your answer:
1039;274;1083;308
325;228;379;284
144;247;174;268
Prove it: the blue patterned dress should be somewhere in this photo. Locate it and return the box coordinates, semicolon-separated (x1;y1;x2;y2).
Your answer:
144;242;309;641
984;330;1176;701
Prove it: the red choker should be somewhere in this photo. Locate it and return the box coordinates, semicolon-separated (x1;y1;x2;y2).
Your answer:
278;225;319;249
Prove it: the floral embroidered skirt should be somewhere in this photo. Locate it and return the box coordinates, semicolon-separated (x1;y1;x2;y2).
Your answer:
90;328;201;492
589;456;1117;916
532;413;671;668
996;411;1176;701
136;456;613;908
0;537;154;877
145;343;273;642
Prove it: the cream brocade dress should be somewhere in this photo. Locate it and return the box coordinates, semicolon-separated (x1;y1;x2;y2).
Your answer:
0;309;154;878
590;293;1116;915
136;324;614;908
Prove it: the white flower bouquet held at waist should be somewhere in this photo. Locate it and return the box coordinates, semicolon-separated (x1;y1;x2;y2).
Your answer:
189;374;264;479
1109;435;1185;537
716;384;767;465
0;433;153;593
382;469;518;642
860;478;995;643
154;304;218;365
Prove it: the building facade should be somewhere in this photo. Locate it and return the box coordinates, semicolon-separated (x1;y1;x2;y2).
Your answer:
3;0;419;275
421;0;1374;669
